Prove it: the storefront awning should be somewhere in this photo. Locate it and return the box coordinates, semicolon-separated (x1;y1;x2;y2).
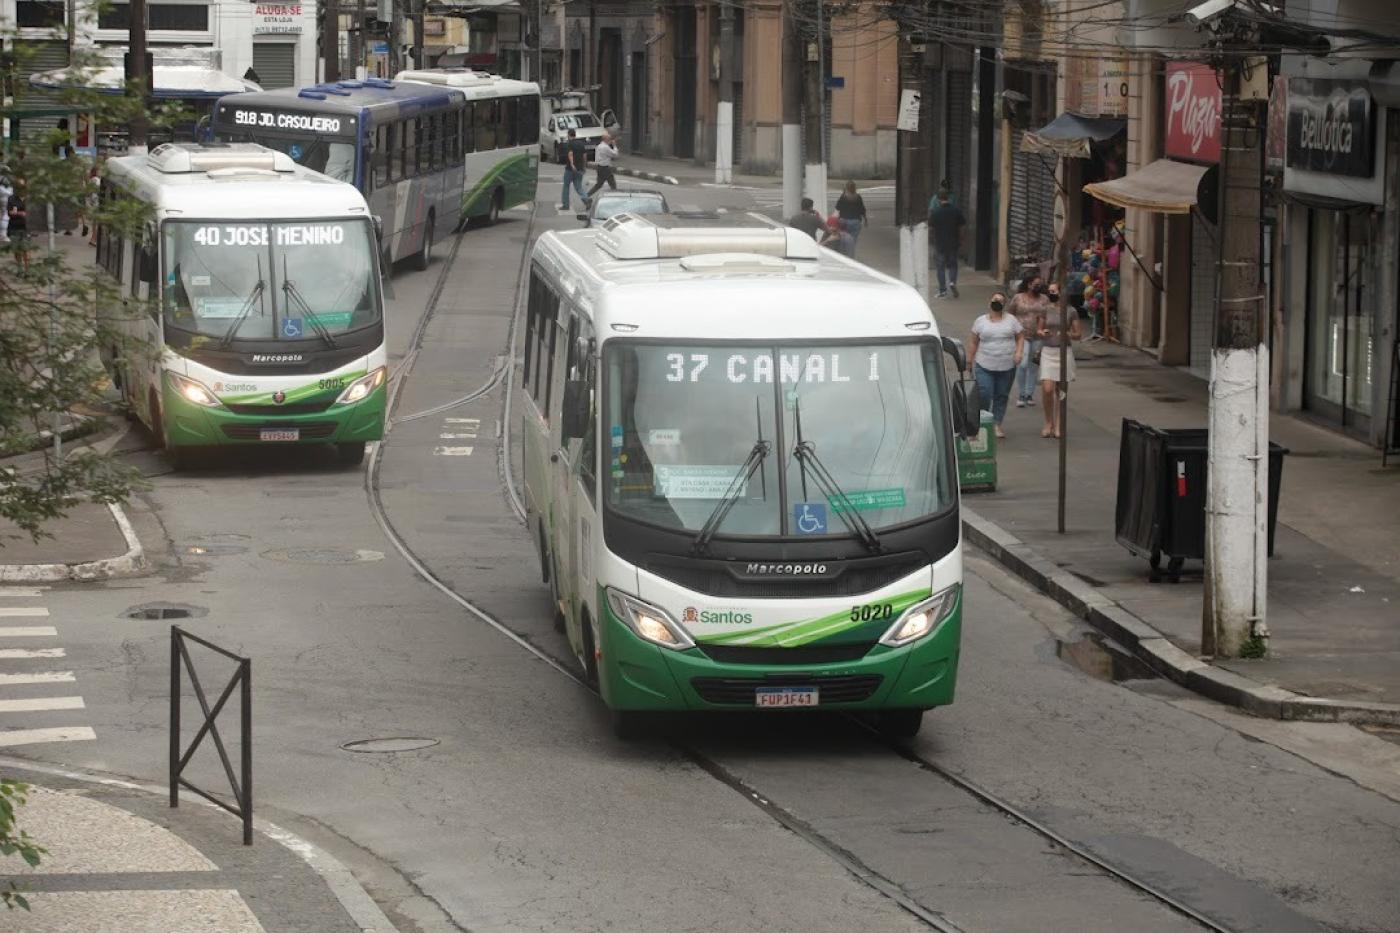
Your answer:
1083;159;1211;214
1020;112;1125;159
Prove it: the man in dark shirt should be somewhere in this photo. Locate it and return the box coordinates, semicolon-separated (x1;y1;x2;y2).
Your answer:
928;187;965;298
787;197;823;240
561;129;589;211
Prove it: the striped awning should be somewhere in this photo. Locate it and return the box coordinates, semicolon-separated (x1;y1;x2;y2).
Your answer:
1083;159;1211;214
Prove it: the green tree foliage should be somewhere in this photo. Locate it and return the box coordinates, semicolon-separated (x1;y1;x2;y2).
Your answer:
0;778;45;910
0;22;186;543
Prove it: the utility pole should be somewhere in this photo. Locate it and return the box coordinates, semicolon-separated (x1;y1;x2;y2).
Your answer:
1203;55;1267;658
780;0;802;218
323;0;341;82
409;0;424;69
894;28;929;296
715;0;735;183
354;0;367;78
1053;157;1081;534
126;0;148;152
535;0;544;85
588;0;596;97
802;0;826;213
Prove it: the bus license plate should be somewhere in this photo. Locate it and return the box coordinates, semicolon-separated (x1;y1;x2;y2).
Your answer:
259;429;299;442
755;687;818;709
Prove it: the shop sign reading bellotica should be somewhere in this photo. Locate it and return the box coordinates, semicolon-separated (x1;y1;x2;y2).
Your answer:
1285;80;1374;178
1165;62;1221;164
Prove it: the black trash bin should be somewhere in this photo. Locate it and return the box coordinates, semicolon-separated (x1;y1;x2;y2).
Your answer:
1114;419;1287;582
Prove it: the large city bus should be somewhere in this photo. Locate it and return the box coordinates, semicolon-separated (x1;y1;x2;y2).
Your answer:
521;215;978;738
210;73;539;269
97;143;387;467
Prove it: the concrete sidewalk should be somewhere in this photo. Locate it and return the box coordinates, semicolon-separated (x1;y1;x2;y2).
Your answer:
914;274;1400;723
0;761;390;932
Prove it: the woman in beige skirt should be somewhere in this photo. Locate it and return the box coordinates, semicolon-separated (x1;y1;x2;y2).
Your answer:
1035;285;1082;438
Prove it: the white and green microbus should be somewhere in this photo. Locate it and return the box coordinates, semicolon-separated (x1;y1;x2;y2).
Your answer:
522;215;976;737
97;143;387;467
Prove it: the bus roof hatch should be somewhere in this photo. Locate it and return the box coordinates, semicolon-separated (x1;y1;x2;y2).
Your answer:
595;214;822;262
395;69;496;88
147;142;295;175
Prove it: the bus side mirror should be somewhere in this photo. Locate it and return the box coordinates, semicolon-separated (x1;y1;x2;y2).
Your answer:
950;379;981;440
941;335;967;374
372;215;384;243
561;379;590;441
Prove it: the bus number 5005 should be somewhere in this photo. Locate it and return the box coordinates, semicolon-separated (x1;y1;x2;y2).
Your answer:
850;604;894;622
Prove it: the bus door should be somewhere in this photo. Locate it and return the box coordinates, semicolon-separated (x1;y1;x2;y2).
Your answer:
566;318;599;637
548;310;582;623
132;223;162;416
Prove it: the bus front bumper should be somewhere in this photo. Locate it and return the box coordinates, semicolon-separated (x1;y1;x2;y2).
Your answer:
598;595;961;713
162;383;386;447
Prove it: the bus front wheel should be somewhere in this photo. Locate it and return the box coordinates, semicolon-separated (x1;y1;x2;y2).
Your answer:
877;709;925;740
336;442;366;467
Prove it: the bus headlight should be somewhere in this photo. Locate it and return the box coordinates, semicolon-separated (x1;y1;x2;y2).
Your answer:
606;589;695;651
336;367;386;405
878;585;960;648
167;372;222;408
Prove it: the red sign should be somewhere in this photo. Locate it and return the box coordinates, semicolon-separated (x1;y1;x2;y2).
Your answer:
1165;62;1222;164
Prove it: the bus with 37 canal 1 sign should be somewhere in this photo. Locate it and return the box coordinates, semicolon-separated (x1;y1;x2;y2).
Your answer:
96;143;387;468
521;214;981;738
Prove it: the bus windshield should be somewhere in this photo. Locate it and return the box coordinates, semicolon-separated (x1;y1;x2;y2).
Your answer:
163;219;380;342
603;342;955;537
218;131;357;183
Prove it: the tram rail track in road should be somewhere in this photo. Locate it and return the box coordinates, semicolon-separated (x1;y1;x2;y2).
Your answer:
362;204;1239;933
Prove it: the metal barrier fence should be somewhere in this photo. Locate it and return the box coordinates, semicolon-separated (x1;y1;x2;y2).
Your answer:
169;625;252;845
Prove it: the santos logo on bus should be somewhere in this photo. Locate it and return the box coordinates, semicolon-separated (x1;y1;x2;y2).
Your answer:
681;608;754;625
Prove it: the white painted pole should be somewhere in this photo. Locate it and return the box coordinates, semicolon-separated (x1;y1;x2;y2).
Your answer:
715;100;733;184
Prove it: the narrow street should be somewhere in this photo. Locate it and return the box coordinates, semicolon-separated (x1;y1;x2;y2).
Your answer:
1;166;1397;933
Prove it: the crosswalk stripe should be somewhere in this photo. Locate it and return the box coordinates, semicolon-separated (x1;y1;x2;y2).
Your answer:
0;696;85;713
0;671;76;686
434;446;475;456
0;588;47;597
0;607;50;618
0;647;65;659
0;726;97;747
0;626;58;637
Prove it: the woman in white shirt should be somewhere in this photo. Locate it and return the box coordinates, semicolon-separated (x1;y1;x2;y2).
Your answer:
966;292;1024;438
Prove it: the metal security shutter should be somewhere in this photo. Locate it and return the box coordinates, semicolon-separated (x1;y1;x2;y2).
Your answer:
1188;212;1217;378
252;43;296;89
945;69;972;247
15;40;70;142
1008;128;1056;269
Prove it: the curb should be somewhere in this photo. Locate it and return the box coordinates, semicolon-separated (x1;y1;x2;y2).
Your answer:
4;413;105;459
962;508;1400;727
0;501;149;583
0;755;397;932
616;166;680;186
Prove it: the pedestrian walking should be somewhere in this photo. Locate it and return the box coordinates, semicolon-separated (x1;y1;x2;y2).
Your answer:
1036;285;1083;438
928;187;964;298
834;181;867;251
8;181;30;271
966;292;1024;438
787;197;824;240
560;129;589;211
1009;275;1050;407
819;214;855;257
82;164;100;243
587;132;619;200
0;164;12;244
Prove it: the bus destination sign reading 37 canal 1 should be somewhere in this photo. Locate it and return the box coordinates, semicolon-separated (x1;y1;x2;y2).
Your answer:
225;108;351;135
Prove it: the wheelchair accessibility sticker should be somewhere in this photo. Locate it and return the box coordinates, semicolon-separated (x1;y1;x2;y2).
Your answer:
794;502;828;535
282;318;303;338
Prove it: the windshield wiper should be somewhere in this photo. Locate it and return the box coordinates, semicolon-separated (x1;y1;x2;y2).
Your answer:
218;255;266;348
791;397;883;553
281;256;338;349
692;397;771;555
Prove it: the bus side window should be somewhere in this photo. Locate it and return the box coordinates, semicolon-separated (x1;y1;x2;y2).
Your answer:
575;320;597;497
503;97;518;148
443;110;459;164
535;277;560;404
475;101;494;152
393;120;406;180
519;96;539;148
494;100;507;150
523;272;538;394
374;125;391;186
463;102;476;155
427;115;440;170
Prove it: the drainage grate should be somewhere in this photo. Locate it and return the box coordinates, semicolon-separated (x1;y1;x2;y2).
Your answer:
121;602;209;621
341;737;440;753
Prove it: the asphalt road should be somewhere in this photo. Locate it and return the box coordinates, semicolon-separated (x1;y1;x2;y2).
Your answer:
4;171;1399;933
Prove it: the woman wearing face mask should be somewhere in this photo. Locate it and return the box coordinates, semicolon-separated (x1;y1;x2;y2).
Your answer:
1036;282;1082;438
1009;276;1049;407
966;292;1024;439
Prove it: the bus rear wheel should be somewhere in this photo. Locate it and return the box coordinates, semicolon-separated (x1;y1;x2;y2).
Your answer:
336;442;366;466
877;709;925;740
412;216;434;271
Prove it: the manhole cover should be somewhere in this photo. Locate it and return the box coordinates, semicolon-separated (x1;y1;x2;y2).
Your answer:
341;737;440;754
184;543;247;556
121;602;209;621
260;547;385;565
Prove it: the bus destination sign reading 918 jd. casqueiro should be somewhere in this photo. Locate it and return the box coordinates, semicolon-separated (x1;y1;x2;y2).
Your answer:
228;109;346;135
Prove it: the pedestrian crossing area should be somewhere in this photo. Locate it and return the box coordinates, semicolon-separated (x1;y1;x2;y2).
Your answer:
0;590;95;749
751;185;896;212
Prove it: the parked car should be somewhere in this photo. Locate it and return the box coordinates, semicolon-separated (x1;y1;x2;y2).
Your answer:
577;189;670;227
